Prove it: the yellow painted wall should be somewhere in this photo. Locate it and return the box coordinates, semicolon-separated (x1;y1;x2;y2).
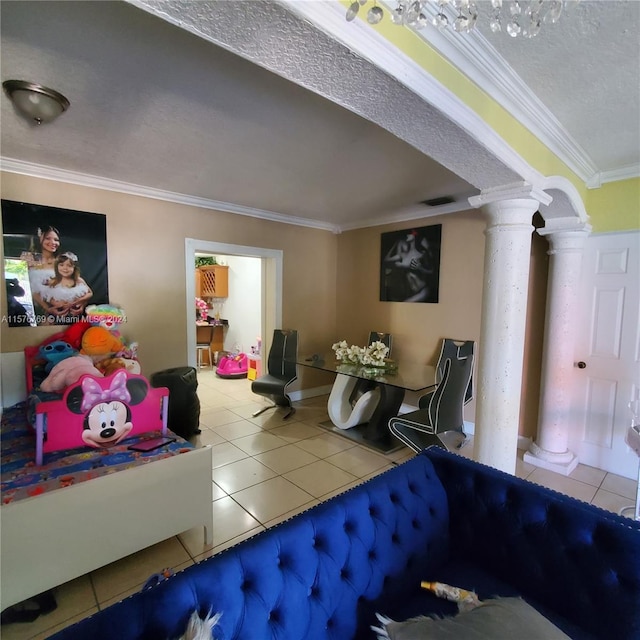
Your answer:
344;8;639;232
586;178;640;233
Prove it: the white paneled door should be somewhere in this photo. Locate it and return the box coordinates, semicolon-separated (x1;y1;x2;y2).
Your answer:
570;230;640;479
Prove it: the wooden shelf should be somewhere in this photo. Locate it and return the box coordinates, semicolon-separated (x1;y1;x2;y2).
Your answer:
195;265;228;298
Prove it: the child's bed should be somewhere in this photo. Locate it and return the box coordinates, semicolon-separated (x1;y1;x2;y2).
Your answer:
0;347;213;611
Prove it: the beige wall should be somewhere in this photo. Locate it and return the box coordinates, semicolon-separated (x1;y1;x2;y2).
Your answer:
0;172;338;389
334;211;547;438
1;172;547;436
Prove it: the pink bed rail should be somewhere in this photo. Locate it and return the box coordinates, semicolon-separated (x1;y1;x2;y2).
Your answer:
33;371;169;466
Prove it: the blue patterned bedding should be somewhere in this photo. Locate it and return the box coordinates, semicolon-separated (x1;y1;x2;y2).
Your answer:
1;403;195;505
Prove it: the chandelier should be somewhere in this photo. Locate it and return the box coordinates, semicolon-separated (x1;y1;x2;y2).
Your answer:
345;0;567;38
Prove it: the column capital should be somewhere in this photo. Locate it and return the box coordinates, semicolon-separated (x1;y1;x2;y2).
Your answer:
468;181;552;209
537;217;592;238
538;226;591;255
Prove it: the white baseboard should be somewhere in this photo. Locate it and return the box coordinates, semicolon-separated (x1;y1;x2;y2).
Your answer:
289;385;333;402
517;435;533;451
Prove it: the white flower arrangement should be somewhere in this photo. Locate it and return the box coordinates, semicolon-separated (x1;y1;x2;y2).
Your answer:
332;339;389;368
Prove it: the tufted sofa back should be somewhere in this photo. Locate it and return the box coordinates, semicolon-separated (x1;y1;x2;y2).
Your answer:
424;446;640;640
51;454;450;640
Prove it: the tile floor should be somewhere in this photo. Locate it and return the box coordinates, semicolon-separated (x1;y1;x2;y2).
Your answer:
3;370;638;639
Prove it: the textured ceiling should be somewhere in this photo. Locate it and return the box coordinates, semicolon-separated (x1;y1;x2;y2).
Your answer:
481;0;640;174
0;0;637;232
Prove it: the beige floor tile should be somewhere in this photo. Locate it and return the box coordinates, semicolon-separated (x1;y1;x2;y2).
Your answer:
268;421;325;443
601;472;637;500
196;387;229;406
98;559;194;609
591;488;637;518
527;468;598;503
0;575;96;640
284;459;359;498
359;463;396;482
226;402;268;420
254;443;320;474
248;410;296;430
193;525;265;562
455;438;475;459
262;498;319;529
28;607;99;640
318;479;363;502
233;476;315;523
231;431;288;455
213;456;278;494
91;537;190;603
287;405;330;423
199;408;245;429
212;481;228;500
179;496;262;558
385;445;416;463
569;464;607;487
515;455;536;480
325;446;389;477
211;441;249;468
213;419;264;441
189;429;225;447
295;432;357;458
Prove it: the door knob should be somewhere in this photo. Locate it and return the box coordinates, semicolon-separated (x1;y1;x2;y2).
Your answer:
575;361;586;369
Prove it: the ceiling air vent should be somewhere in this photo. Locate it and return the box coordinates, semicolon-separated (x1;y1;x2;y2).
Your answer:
421;196;456;207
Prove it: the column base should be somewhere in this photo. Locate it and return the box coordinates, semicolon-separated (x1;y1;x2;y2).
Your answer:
523;442;579;476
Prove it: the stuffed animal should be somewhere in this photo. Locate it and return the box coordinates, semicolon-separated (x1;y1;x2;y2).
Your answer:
116;341;139;361
96;357;141;376
39;341;77;372
38;321;92;352
80;326;124;362
85;303;127;333
60;321;92;351
40;356;103;393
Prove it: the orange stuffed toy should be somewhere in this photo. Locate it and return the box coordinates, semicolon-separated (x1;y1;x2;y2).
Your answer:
80;326;124;363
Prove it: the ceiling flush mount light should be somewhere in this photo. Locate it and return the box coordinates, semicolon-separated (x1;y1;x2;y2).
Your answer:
2;80;70;124
346;0;567;38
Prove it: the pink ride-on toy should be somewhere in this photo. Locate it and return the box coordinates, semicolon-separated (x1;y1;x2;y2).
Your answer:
216;352;249;379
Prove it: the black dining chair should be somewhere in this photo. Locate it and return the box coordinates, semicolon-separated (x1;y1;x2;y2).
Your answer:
418;338;475;410
251;329;298;420
388;352;473;452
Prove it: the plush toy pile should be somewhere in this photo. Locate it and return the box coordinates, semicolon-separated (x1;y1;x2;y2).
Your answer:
36;305;140;392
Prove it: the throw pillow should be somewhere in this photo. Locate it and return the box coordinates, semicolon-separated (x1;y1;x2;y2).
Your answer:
372;597;570;640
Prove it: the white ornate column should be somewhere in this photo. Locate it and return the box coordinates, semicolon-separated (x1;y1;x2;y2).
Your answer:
469;183;552;474
524;223;591;475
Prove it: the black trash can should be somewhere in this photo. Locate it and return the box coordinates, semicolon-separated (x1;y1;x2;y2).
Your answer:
150;367;201;439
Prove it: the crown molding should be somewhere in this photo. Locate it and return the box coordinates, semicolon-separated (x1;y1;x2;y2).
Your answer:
0;157;341;234
338;197;477;232
398;1;601;185
588;162;640;189
287;0;606;186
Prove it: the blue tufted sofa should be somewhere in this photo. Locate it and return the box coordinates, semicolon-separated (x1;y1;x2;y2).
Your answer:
50;447;640;640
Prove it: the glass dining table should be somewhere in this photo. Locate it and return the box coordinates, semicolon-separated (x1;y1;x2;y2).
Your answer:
295;354;437;453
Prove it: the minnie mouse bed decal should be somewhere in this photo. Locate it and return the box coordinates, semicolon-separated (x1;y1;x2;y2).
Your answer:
67;370;149;449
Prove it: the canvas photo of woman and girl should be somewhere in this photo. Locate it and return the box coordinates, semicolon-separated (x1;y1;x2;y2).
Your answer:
2;200;109;327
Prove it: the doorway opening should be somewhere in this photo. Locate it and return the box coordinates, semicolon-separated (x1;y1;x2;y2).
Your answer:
185;239;283;369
